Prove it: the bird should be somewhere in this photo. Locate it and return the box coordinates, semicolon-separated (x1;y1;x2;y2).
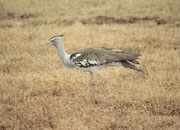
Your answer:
41;34;143;93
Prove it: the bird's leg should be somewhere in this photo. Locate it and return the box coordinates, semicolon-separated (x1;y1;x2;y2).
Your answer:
87;72;94;93
97;73;111;94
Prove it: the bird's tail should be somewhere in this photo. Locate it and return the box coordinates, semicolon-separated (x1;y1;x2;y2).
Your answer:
121;61;144;72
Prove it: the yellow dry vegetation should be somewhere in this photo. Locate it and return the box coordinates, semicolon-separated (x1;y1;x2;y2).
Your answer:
0;0;180;129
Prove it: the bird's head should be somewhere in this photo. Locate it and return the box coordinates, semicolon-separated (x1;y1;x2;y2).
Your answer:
41;34;64;47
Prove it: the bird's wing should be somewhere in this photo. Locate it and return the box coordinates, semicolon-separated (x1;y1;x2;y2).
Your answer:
70;47;141;67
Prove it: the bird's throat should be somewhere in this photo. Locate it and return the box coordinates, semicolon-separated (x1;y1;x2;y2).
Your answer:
55;43;75;69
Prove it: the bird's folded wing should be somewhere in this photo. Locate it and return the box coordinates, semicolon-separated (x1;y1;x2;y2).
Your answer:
70;47;141;66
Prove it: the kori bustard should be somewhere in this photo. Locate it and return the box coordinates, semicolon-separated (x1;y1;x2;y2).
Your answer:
41;34;143;93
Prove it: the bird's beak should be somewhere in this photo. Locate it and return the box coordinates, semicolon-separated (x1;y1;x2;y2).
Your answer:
41;41;52;46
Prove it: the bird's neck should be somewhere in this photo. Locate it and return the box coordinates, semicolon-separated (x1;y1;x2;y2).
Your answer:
55;41;74;69
56;42;68;60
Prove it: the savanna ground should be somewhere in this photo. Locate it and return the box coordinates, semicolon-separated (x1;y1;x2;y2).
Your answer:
0;0;180;129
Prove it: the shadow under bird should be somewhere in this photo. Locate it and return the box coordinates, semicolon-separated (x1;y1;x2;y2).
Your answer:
41;34;143;93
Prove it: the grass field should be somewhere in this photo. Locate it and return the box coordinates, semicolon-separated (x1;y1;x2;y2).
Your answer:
0;0;180;129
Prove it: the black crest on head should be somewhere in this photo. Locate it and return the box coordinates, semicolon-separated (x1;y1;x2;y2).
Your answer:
58;34;64;37
49;34;64;40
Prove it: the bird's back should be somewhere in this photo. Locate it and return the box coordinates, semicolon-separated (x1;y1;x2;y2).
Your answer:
70;47;141;68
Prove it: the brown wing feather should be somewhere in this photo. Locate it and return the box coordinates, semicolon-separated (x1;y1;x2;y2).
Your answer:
72;47;141;64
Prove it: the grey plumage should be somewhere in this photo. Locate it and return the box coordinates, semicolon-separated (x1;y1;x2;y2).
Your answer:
70;46;143;72
41;35;143;93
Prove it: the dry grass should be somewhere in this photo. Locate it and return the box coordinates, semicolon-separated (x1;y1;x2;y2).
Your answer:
0;0;180;129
